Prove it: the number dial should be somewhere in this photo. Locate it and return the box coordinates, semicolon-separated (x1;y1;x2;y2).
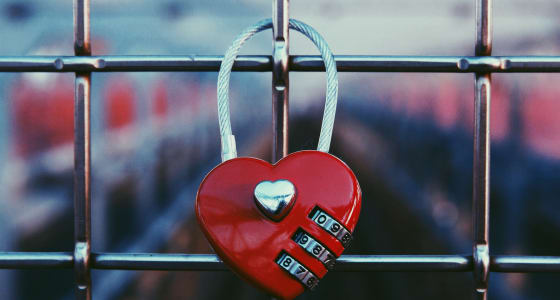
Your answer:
293;231;337;269
310;209;353;247
277;253;320;290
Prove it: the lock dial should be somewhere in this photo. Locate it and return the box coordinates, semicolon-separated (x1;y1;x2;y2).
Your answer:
276;252;319;290
310;207;353;247
292;230;336;269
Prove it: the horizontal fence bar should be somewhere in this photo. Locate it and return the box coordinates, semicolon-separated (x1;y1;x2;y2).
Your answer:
1;252;560;273
93;253;225;271
491;256;560;273
93;254;472;272
335;255;471;272
0;56;270;72
0;252;73;269
2;55;560;72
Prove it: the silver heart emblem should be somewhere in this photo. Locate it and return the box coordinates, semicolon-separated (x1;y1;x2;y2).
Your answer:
254;179;296;221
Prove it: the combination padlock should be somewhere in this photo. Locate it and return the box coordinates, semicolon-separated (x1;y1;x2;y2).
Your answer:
196;18;361;300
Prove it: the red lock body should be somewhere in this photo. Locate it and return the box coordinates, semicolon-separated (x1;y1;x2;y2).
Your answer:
196;150;361;299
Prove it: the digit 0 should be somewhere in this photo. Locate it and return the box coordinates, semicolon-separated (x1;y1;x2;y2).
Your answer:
317;214;327;224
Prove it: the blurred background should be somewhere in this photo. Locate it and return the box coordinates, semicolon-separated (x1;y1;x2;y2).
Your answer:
0;0;559;299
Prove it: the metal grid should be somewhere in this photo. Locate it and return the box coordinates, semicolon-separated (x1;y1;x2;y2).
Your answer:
1;0;560;299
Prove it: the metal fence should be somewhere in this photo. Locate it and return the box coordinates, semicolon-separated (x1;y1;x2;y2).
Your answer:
0;0;560;299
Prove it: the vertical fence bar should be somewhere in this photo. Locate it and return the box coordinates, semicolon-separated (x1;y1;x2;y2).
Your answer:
272;0;289;162
73;0;92;299
270;0;289;296
473;0;492;300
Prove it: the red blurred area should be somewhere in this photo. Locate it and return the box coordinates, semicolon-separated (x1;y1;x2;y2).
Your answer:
433;80;461;130
10;71;560;161
152;80;168;118
11;74;74;157
489;82;510;141
381;76;560;160
105;78;136;130
522;77;560;159
11;73;144;158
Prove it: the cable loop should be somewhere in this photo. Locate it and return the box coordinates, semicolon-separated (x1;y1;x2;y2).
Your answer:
217;18;338;162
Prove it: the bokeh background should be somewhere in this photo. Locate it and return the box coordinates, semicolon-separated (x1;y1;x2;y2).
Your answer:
0;0;559;299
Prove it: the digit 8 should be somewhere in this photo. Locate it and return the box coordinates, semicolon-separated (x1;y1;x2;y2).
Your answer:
312;245;322;255
282;257;293;267
341;233;352;246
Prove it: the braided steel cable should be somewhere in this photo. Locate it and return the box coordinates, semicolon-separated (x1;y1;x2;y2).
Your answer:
217;18;338;161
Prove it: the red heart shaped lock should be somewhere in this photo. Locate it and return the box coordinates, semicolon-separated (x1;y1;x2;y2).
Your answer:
196;150;361;299
196;18;358;299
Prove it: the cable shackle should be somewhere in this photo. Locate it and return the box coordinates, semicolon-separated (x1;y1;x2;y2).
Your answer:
217;18;339;162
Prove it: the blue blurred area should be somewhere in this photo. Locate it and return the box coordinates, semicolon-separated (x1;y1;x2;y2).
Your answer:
0;0;559;299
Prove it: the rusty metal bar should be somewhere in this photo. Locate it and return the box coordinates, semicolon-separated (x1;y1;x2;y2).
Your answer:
272;0;289;162
4;55;560;72
73;0;92;299
473;0;492;299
